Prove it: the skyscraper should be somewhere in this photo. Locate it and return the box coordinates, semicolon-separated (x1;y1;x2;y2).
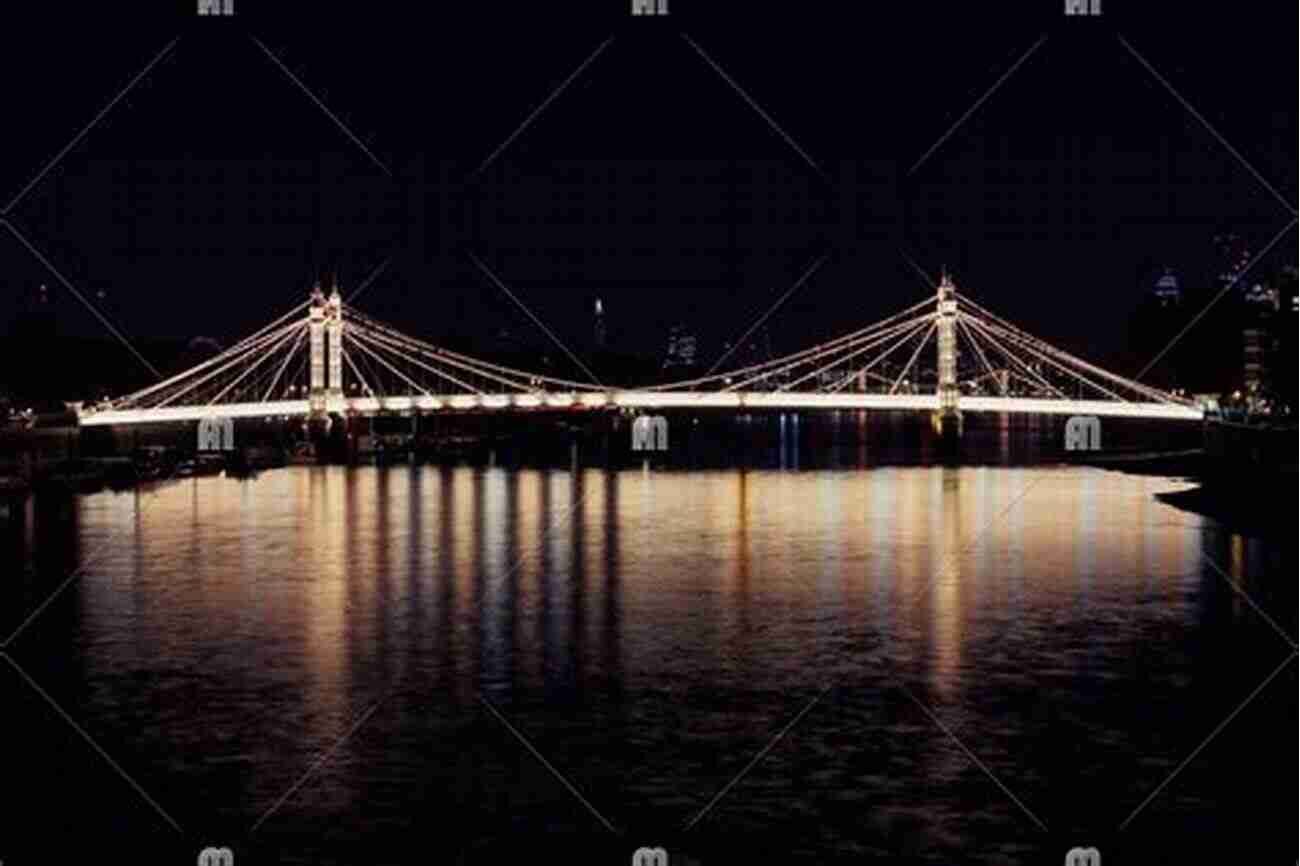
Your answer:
593;297;606;349
1242;279;1280;396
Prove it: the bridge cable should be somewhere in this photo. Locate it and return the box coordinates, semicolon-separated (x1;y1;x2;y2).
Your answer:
958;315;1066;399
888;322;937;394
109;304;308;408
779;315;935;392
466;251;604;387
143;319;304;409
347;320;530;394
260;326;308;402
704;252;828;377
822;317;938;394
205;323;306;406
344;305;599;391
655;294;935;391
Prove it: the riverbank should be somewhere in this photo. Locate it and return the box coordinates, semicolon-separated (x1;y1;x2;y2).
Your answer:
1153;473;1294;538
1068;445;1295;538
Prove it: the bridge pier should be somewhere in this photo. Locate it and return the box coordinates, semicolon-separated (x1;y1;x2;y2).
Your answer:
933;273;963;443
930;409;963;438
308;285;327;419
306;282;344;423
931;409;963;461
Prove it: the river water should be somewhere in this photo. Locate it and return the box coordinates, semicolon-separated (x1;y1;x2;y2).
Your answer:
2;463;1295;865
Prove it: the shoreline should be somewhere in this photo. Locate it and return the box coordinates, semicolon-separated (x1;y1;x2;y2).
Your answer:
1072;447;1295;538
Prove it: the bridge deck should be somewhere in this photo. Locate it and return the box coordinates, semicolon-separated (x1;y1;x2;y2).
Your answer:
77;392;1204;426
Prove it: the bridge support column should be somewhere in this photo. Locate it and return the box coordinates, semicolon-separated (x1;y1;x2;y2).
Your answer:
308;285;327;418
325;284;343;403
932;274;963;440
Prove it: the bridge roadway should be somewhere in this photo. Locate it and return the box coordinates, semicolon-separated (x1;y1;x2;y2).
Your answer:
75;391;1205;426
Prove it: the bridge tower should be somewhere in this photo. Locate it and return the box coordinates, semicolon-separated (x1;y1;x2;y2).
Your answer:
308;285;328;416
932;273;963;438
325;282;344;403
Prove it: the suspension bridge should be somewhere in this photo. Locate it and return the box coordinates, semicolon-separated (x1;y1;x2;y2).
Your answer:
73;276;1205;431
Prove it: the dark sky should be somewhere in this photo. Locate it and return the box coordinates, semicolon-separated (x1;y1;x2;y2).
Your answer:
0;0;1294;385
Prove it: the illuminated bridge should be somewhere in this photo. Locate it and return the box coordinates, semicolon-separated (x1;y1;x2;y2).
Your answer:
74;276;1204;430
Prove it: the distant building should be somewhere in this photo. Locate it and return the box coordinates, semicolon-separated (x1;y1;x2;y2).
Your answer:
593;298;606;349
1242;281;1281;395
1213;233;1252;290
1243;282;1280;310
1151;267;1181;306
663;324;697;370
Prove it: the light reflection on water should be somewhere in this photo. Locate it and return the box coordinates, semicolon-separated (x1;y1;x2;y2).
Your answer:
2;464;1292;864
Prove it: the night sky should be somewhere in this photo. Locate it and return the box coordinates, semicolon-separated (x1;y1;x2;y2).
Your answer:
0;0;1294;390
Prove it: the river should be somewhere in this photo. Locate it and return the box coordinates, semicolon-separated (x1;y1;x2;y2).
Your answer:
1;463;1294;864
